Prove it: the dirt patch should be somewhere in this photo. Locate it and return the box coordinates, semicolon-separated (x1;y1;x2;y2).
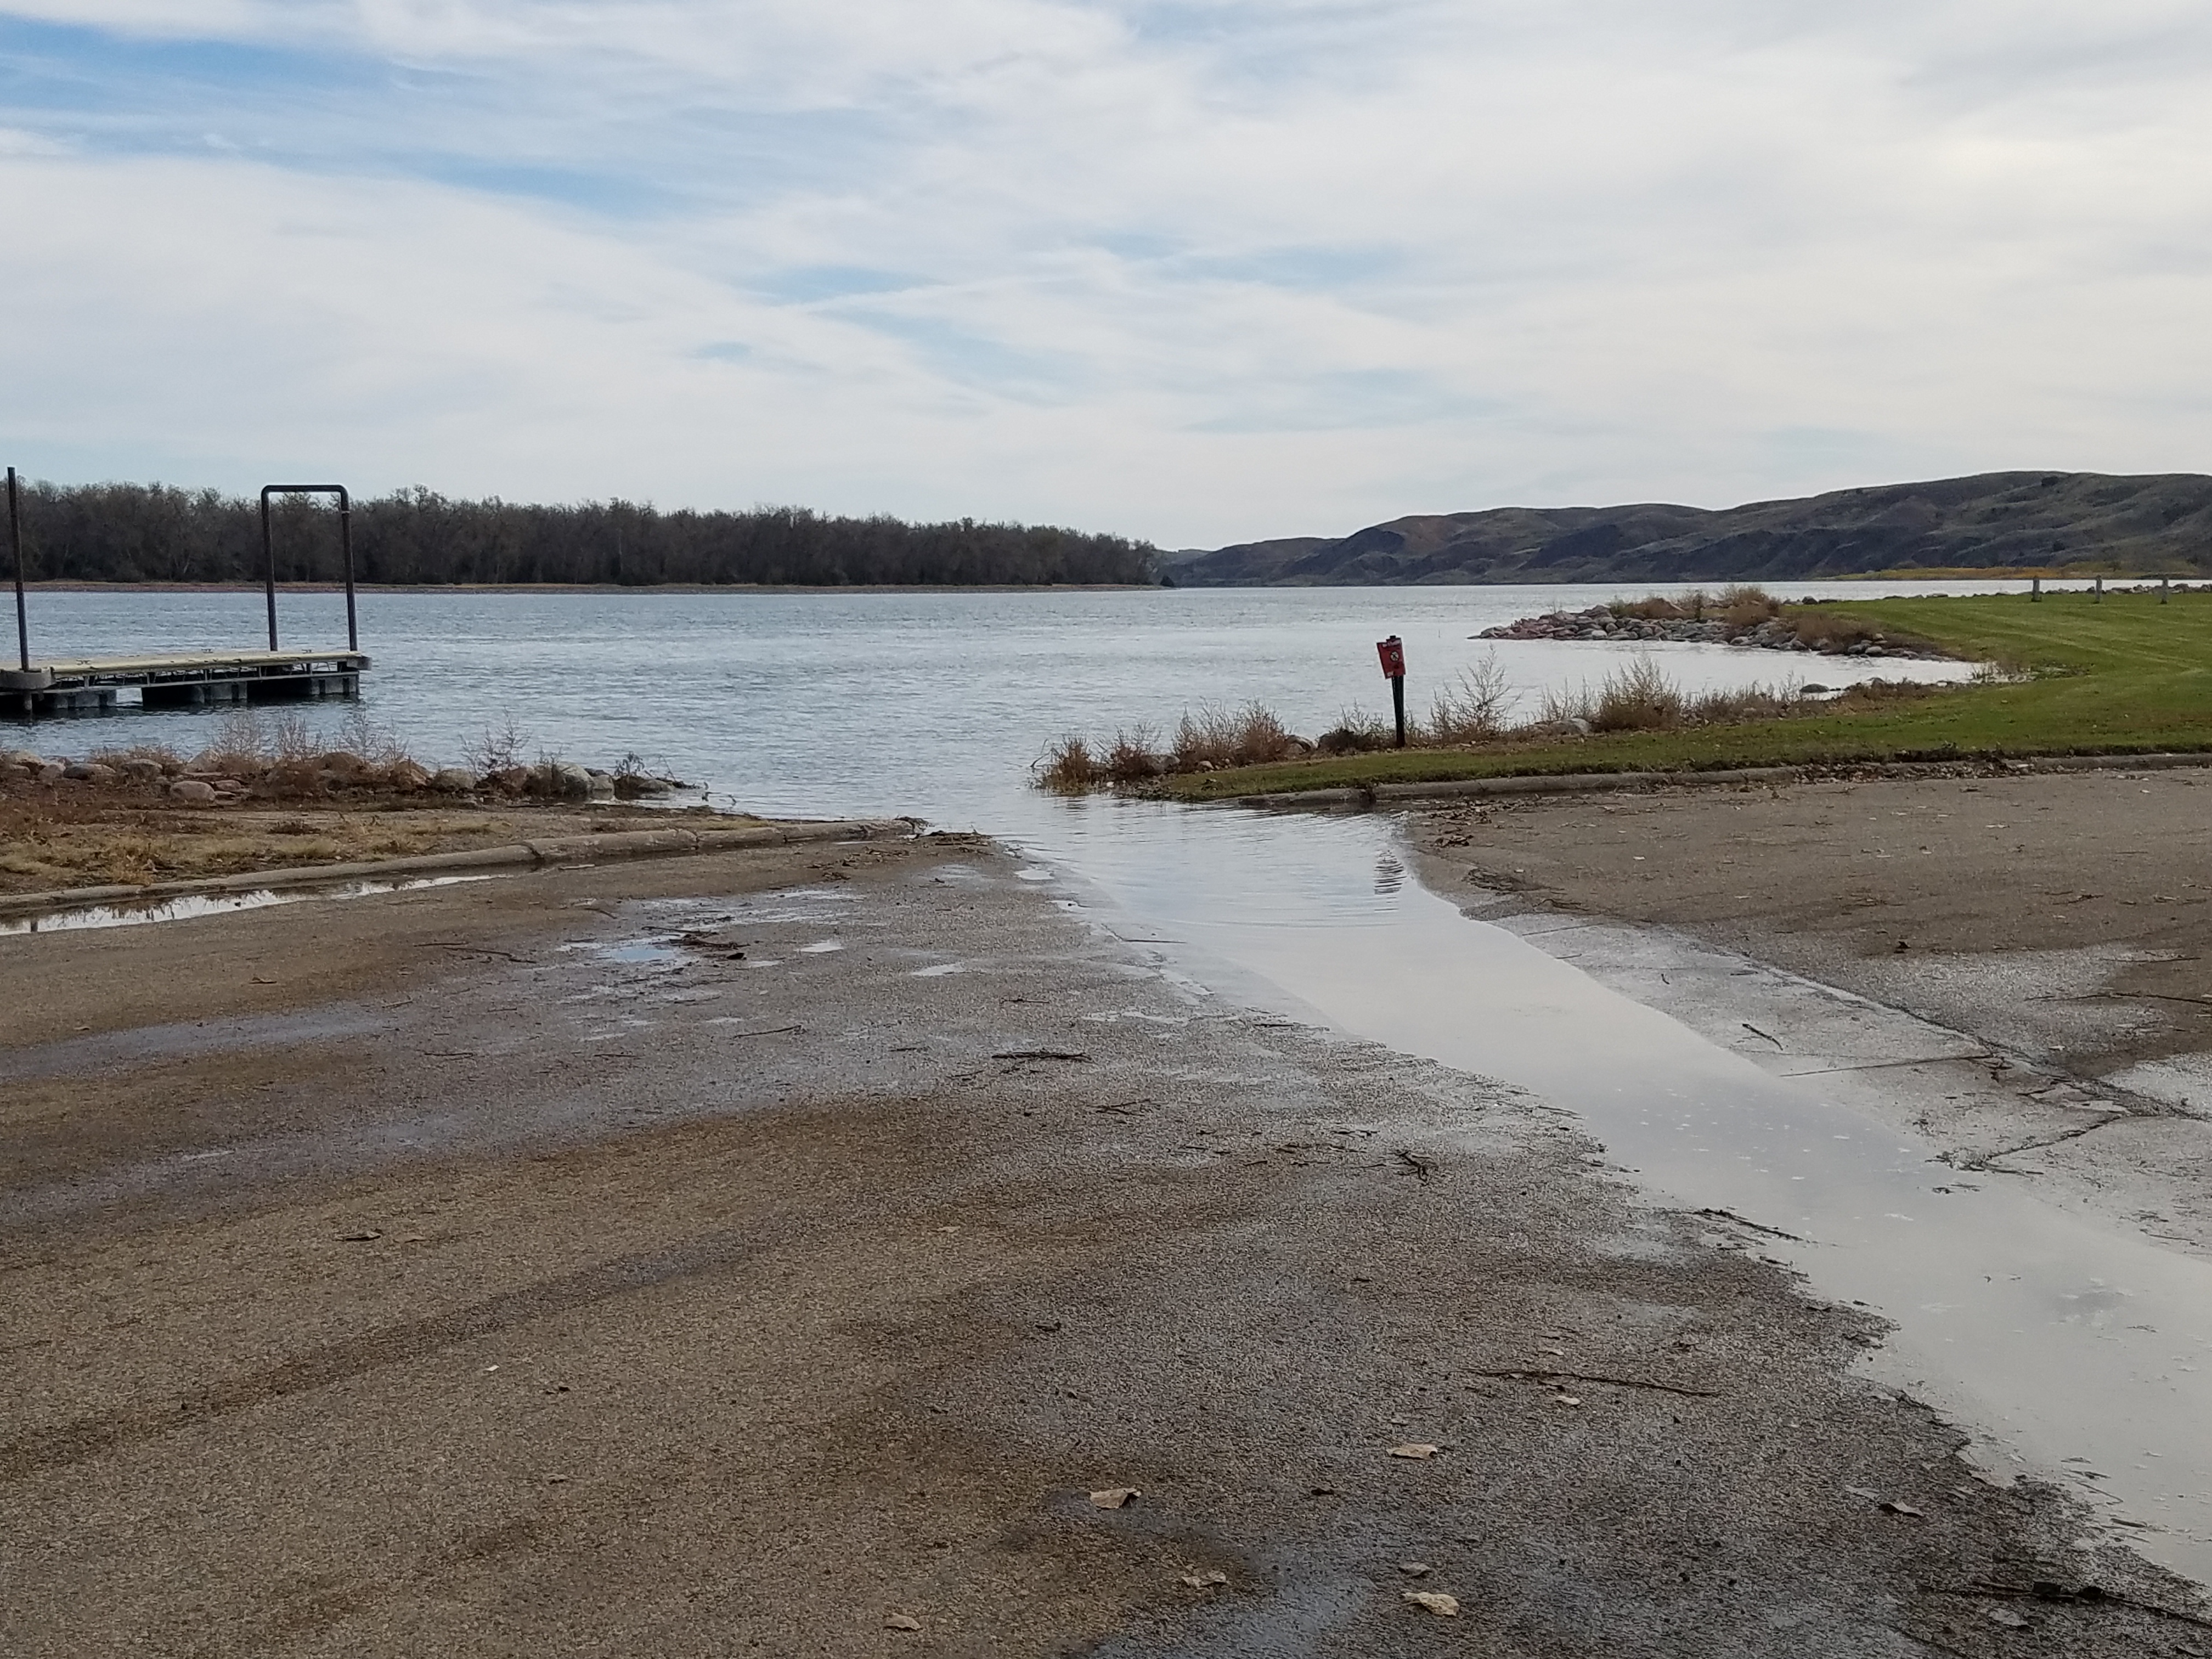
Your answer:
0;777;760;895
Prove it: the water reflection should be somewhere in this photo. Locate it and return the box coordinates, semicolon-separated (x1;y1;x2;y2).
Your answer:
1025;797;2212;1582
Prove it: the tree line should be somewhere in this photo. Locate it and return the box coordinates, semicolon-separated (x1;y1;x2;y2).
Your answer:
5;481;1163;588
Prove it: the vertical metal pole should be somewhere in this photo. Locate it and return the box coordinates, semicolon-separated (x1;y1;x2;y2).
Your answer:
2094;575;2104;603
260;487;279;651
2162;575;2170;605
2030;575;2042;602
338;487;357;652
8;466;26;672
1391;676;1407;748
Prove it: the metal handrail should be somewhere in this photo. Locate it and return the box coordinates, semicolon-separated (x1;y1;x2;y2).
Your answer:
258;484;357;652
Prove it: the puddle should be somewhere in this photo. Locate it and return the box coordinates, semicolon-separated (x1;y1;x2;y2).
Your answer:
0;876;496;936
1026;800;2212;1583
911;963;964;978
799;939;846;955
594;941;683;966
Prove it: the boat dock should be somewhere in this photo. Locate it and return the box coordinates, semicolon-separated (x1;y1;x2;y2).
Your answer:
6;472;371;720
1;650;368;716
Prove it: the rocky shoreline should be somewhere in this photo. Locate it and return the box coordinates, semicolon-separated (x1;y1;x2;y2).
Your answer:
1;746;687;806
1479;602;1944;658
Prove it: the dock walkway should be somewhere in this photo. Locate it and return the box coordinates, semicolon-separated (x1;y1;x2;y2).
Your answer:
1;649;368;716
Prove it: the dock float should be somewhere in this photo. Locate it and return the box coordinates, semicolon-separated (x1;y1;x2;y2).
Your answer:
1;650;368;716
6;472;371;719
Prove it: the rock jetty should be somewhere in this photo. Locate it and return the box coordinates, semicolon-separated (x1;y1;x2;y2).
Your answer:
1477;604;1940;658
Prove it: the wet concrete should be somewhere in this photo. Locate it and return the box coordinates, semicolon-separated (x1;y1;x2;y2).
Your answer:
1025;801;2212;1584
0;874;496;935
7;835;2204;1654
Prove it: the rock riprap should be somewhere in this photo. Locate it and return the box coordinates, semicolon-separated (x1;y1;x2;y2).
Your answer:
1478;605;1940;657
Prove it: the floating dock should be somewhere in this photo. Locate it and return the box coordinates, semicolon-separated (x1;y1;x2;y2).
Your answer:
6;473;371;720
1;650;368;717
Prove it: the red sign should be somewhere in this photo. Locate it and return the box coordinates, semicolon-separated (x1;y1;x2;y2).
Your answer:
1376;635;1406;679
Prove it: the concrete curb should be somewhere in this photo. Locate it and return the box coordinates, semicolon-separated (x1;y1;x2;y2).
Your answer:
1228;751;2212;812
0;817;913;923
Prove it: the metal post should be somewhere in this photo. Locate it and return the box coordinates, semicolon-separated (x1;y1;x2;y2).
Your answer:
260;484;356;654
8;466;26;672
259;486;279;651
337;487;357;652
2030;575;2041;602
1391;675;1407;748
2162;575;2170;605
2095;575;2104;603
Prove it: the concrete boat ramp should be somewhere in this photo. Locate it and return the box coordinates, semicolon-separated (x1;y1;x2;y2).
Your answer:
0;648;367;715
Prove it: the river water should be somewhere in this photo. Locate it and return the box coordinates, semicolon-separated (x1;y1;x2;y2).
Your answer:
11;579;1997;825
15;578;2211;1579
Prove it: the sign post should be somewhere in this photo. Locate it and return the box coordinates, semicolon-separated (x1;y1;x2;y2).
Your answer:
1376;634;1407;748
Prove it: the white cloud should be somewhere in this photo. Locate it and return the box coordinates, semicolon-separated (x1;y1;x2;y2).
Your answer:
1;2;2210;543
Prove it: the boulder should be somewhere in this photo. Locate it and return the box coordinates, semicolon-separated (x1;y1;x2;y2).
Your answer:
613;774;672;798
387;759;432;791
33;761;64;785
488;765;532;795
584;769;617;800
431;767;478;793
120;757;166;784
170;778;218;804
62;762;117;783
543;761;595;800
2;748;42;768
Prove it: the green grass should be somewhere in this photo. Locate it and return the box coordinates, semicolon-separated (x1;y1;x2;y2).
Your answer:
1158;589;2212;800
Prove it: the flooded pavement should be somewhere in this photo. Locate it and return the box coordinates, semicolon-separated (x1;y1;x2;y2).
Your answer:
0;874;496;935
1023;799;2212;1585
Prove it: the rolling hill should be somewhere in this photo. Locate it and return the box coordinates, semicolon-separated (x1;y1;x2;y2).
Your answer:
1170;471;2212;585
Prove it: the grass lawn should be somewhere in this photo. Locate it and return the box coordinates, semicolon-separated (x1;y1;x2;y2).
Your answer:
1158;588;2212;800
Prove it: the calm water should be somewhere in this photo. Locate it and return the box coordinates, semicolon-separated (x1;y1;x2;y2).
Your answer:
13;579;2012;827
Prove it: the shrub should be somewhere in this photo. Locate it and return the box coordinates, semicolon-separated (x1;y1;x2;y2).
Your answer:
1317;706;1393;754
1171;702;1298;770
1588;656;1686;731
1717;584;1781;629
463;713;531;776
1423;652;1515;744
1035;735;1101;793
1103;726;1164;783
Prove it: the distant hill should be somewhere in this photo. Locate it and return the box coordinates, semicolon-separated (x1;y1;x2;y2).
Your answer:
1175;471;2212;585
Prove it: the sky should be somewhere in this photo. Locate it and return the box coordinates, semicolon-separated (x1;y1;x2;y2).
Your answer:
2;2;2210;548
